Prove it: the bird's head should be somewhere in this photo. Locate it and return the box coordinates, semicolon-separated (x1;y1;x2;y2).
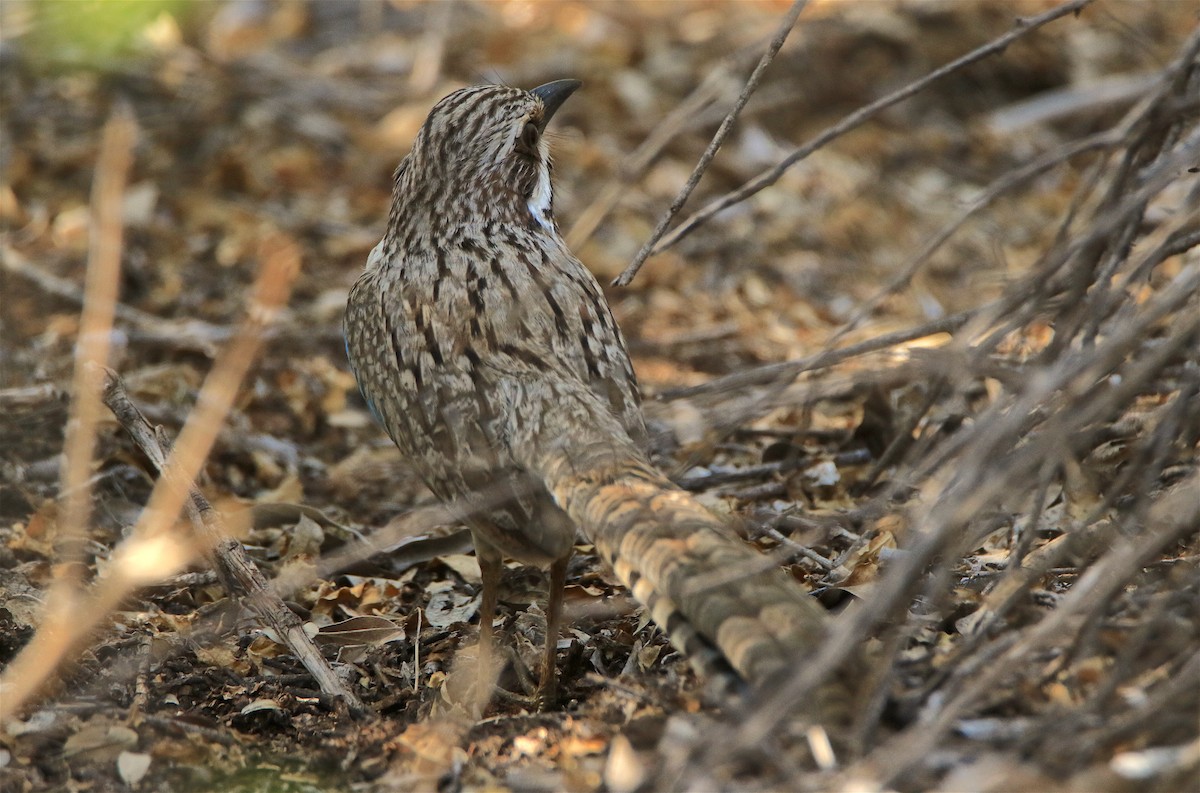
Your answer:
397;79;581;233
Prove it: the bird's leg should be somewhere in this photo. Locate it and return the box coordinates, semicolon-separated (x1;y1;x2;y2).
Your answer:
537;553;569;711
474;550;502;713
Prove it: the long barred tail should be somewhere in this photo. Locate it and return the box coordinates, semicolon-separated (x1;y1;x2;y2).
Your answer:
520;420;833;687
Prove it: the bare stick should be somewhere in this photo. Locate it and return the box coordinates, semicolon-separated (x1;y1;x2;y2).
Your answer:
1;246;340;357
830;129;1122;343
1;244;179;333
100;368;366;712
660;308;973;400
650;21;1197;788
0;106;136;723
565;66;730;250
614;0;809;286
640;0;1096;259
713;244;1200;763
56;103;136;576
0;235;305;720
852;470;1200;787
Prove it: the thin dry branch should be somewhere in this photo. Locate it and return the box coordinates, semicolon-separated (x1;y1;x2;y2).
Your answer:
851;469;1200;788
565;65;732;250
660;21;1199;415
661;309;972;401
830;128;1122;343
614;0;809;286
658;27;1200;783
56;103;136;577
0;106;137;724
0;246;341;357
636;0;1096;261
0;235;302;721
99;368;366;712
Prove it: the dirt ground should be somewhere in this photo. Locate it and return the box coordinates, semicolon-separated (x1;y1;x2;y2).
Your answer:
2;1;1198;791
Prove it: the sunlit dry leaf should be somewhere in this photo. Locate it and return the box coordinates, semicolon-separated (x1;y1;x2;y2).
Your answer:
111;532;193;585
839;527;897;591
1111;743;1200;780
63;723;138;761
240;699;282;715
636;643;662;672
280;513;324;561
272;555;318;599
11;501;59;557
6;0;1196;788
311;576;400;618
437;553;482;585
561;728;608;757
604;734;645;793
374;104;429;150
245;633;290;662
116;750;151;786
193;644;250;674
394;720;467;776
315;615;405;648
1045;681;1075;707
512;728;550;759
5;710;58;737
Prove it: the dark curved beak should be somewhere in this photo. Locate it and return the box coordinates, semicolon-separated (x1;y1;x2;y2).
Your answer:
530;79;581;130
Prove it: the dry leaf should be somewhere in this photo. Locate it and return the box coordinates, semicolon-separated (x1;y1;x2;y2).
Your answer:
63;724;138;762
116;750;152;786
423;580;480;629
315;615;405;648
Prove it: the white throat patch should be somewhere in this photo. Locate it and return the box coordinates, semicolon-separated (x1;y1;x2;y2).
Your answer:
527;139;554;233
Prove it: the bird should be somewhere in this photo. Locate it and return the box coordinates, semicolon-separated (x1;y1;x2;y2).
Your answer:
344;79;837;710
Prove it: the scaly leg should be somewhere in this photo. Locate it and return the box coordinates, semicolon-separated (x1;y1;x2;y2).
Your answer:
474;550;502;713
538;553;569;711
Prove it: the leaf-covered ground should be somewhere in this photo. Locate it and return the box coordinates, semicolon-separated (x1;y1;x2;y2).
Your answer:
2;1;1197;791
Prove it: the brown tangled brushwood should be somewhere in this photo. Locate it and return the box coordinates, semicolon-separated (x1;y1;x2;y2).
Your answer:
4;3;1198;790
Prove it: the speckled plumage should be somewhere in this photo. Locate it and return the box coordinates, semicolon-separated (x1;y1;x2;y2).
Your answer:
345;81;837;704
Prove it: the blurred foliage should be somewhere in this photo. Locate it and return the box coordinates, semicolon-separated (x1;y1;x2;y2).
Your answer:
19;0;192;71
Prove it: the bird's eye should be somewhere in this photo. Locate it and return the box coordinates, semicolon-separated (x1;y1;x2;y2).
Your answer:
520;121;540;150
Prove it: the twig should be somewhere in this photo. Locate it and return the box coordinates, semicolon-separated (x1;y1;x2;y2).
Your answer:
852;470;1200;788
0;244;225;357
100;368;365;712
565;66;732;250
720;247;1200;763
639;0;1097;259
55;103;136;575
0;106;136;723
0;234;307;720
660;309;972;401
830;129;1122;344
647;16;1197;788
314;480;532;579
0;246;341;357
614;0;809;286
985;71;1160;135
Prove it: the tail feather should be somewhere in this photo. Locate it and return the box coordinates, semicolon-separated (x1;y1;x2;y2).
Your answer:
562;463;829;685
518;415;831;686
